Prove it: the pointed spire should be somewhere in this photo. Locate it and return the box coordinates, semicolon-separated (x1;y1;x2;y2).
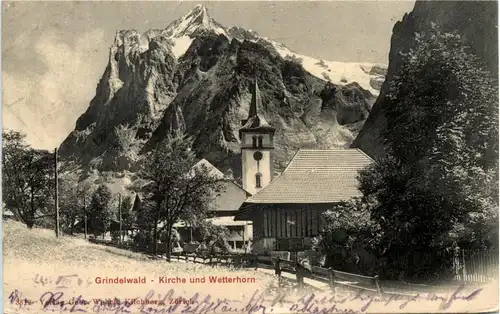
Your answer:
248;77;261;118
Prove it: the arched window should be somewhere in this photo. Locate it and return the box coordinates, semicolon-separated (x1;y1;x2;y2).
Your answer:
255;173;262;188
257;136;263;148
252;136;257;148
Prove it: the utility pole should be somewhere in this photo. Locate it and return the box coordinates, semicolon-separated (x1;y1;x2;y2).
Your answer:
54;148;60;237
83;194;87;240
118;193;122;244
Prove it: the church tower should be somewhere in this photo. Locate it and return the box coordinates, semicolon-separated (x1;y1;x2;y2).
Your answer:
239;79;275;195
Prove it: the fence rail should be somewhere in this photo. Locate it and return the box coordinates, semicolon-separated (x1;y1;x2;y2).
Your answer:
167;250;496;297
87;238;497;293
169;252;385;296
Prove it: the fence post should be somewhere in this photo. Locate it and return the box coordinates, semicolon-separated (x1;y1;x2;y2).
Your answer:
296;262;304;290
374;275;384;299
328;267;335;291
275;257;281;276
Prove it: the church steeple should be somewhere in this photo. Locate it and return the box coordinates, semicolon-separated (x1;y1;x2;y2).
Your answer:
239;79;275;138
239;77;275;195
248;79;261;118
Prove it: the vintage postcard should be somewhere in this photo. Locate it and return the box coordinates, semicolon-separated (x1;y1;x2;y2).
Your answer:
2;1;499;313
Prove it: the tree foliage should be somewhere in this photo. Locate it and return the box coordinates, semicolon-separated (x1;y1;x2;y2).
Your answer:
314;198;382;274
58;172;91;234
120;195;134;229
139;131;225;257
375;23;498;250
317;25;498;281
370;25;497;279
89;184;113;237
198;220;231;254
2;129;54;228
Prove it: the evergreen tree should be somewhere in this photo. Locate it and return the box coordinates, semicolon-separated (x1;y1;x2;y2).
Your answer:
355;24;498;279
316;24;498;280
89;184;113;237
120;195;134;241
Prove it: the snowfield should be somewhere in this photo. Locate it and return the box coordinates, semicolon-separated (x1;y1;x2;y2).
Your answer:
267;40;385;96
129;4;387;96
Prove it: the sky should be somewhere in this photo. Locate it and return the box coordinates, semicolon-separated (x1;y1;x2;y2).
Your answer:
2;0;416;150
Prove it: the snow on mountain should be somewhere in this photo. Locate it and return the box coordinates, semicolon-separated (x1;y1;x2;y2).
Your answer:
160;4;228;58
164;4;228;38
170;36;193;58
112;5;386;94
265;39;385;96
59;4;382;179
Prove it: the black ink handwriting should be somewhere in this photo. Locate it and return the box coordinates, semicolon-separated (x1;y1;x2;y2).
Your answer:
39;291;88;312
442;285;483;310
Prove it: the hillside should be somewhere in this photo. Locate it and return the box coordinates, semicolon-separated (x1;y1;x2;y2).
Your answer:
351;0;498;159
58;5;385;184
3;220;277;313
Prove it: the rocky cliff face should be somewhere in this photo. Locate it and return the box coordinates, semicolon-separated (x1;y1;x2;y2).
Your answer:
59;5;384;181
351;0;498;159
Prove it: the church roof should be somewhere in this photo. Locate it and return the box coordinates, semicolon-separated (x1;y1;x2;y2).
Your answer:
192;158;225;179
239;79;275;138
241;148;374;204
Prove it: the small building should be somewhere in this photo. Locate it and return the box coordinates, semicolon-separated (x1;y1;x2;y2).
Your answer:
174;159;253;249
131;158;253;249
234;147;374;253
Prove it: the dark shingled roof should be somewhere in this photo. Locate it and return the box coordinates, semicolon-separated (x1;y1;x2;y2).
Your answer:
243;148;374;204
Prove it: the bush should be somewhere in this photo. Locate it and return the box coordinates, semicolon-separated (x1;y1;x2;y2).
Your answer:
198;221;231;254
133;231;153;252
160;228;180;244
313;198;381;275
111;231;121;244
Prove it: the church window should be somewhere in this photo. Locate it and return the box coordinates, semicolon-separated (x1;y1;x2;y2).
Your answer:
252;136;257;148
257;136;263;148
255;173;262;188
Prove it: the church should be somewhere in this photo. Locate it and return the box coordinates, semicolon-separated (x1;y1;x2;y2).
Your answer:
131;79;373;254
234;80;374;254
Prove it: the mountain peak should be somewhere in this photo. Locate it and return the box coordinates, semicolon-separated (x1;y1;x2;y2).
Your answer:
191;4;209;17
183;4;210;26
165;4;227;38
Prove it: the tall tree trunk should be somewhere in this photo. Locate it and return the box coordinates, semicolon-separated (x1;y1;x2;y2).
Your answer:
28;191;35;229
26;214;35;229
166;224;173;260
153;201;161;256
153;223;158;256
148;226;153;254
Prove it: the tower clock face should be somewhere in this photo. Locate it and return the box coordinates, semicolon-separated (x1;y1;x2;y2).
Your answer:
253;151;263;161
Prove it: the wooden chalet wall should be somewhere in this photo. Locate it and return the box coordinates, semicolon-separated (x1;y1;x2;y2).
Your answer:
248;203;337;251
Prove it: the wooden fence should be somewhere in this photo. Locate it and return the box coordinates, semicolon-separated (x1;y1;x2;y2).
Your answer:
394;248;499;283
89;238;497;289
453;249;499;283
170;253;385;296
169;250;497;297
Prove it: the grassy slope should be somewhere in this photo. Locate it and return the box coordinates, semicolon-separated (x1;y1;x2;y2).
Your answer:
4;221;497;313
3;220;279;313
